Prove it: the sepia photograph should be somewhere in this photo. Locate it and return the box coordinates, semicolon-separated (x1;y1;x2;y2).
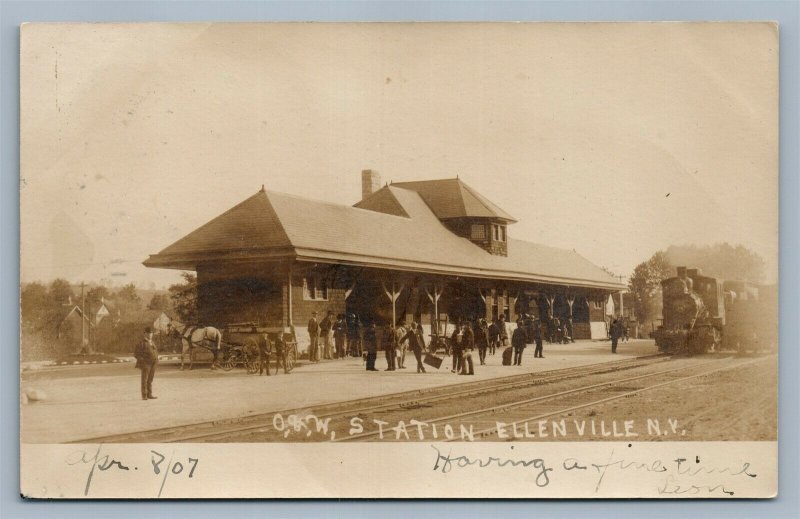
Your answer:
19;22;778;499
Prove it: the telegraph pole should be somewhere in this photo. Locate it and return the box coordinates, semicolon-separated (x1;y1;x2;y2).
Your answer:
617;274;625;318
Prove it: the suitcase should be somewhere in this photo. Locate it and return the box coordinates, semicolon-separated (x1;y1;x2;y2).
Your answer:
502;346;513;366
424;353;443;369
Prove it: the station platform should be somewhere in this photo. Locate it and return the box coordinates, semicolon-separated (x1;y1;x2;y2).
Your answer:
21;339;657;443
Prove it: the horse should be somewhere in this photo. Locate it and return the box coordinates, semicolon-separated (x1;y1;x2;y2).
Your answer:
168;321;223;371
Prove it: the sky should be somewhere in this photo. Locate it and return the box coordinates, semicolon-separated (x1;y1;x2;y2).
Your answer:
20;23;778;288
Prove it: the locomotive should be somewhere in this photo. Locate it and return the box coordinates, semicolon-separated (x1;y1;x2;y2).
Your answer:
654;267;776;354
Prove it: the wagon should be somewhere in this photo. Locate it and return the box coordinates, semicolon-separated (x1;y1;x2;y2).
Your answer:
221;323;299;374
427;315;452;356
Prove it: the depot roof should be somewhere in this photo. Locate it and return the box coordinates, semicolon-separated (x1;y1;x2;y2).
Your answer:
144;184;623;291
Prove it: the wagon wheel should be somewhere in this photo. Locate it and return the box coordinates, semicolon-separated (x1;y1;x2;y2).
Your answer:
284;342;297;373
220;348;238;371
243;340;261;374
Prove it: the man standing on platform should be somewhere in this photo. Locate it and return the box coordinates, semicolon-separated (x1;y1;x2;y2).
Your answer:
395;320;409;369
610;318;622;353
258;333;271;376
383;325;397;371
320;310;334;360
333;314;347;359
460;319;475;375
451;322;464;373
475;318;489;365
498;315;509;349
307;311;320;362
512;324;527;366
273;334;289;374
533;318;544;358
348;314;363;357
488;318;499;355
402;321;427;373
134;326;159;400
564;317;575;342
364;323;378;371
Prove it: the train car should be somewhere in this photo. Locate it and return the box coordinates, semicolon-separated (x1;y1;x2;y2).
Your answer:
723;281;777;352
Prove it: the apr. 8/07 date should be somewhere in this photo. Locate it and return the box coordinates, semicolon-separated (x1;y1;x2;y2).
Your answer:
65;444;199;497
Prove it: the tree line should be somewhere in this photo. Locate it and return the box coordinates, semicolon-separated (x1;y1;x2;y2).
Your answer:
20;274;198;360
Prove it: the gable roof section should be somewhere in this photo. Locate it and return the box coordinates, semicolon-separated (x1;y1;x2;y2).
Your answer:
353;186;410;217
144;190;292;267
58;305;94;328
391;178;517;222
145;186;621;290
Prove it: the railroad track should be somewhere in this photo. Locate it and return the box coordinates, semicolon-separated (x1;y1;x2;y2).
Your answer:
78;353;674;443
342;354;773;442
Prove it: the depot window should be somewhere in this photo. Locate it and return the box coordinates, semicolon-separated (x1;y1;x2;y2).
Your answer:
470;224;487;240
491;224;506;242
303;276;328;301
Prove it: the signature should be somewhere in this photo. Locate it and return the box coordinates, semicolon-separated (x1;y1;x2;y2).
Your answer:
431;445;552;487
586;449;757;494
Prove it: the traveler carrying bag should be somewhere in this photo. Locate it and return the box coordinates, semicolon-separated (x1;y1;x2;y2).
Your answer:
424;353;443;369
502;346;513;366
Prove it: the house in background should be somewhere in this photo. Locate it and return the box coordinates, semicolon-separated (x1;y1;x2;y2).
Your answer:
91;297;120;325
56;305;94;353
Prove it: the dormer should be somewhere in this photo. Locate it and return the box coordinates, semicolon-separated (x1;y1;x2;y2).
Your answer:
390;177;516;256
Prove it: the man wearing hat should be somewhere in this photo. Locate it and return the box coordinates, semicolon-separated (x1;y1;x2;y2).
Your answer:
320;310;334;360
364;323;379;371
307;311;320;362
134;326;159;400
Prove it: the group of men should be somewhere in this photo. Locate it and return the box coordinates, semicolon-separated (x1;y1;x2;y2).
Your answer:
307;310;368;362
133;309;600;399
443;313;551;372
544;316;576;344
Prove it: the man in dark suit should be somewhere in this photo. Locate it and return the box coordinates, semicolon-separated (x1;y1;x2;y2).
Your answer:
610;319;622;353
134;326;159;400
383;325;397;371
364;323;378;371
451;323;463;373
512;325;527;366
488;319;499;355
307;311;320;362
475;318;490;365
333;314;347;359
533;319;544;358
402;321;427;373
258;333;271;376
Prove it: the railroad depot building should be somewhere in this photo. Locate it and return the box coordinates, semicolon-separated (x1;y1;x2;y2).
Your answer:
144;171;624;348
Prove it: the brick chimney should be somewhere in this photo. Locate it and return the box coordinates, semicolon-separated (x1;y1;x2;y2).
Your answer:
361;169;381;200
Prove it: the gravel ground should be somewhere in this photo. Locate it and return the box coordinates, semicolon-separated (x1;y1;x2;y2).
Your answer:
553;355;778;441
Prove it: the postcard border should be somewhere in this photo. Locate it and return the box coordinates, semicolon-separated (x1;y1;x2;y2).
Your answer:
3;1;798;517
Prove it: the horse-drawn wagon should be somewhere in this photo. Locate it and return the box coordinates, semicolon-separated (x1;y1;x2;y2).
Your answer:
224;323;298;374
169;321;298;374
